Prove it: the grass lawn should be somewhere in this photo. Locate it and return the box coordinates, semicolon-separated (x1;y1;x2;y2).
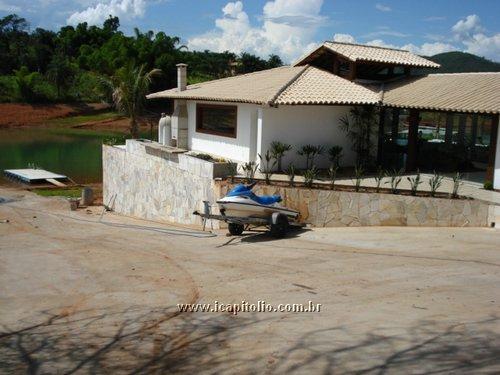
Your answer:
47;111;121;127
33;188;81;198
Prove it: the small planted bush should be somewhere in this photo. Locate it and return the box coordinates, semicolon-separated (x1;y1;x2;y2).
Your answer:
270;141;291;172
303;166;318;188
484;180;493;190
328;165;338;190
286;164;296;187
374;167;384;193
451;172;462;199
385;168;403;194
328;146;343;168
428;171;443;197
298;145;324;170
242;161;257;183
259;150;276;185
407;170;422;196
227;163;238;183
352;165;364;192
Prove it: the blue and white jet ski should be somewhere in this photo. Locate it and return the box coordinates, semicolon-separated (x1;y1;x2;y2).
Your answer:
217;182;299;220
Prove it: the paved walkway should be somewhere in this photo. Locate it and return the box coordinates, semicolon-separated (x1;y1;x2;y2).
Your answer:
253;172;500;205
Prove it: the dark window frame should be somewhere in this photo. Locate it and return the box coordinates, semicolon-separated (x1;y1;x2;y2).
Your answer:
196;103;238;138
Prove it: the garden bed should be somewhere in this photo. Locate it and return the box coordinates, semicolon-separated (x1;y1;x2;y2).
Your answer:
216;179;490;228
227;177;470;200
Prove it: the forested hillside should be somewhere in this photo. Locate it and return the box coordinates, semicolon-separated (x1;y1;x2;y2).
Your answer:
0;14;282;103
425;51;500;74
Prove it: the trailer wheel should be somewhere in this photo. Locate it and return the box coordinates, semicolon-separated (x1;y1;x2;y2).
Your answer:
228;223;244;236
270;213;289;238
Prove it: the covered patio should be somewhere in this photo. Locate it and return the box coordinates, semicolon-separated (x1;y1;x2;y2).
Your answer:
376;73;500;188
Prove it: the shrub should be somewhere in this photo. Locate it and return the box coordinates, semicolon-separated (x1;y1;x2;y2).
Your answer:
286;164;296;187
328;146;343;168
407;171;422;196
303;166;317;188
484;180;493;190
374;167;385;193
0;76;18;102
227;163;238;183
298;145;324;170
428;171;443;197
353;165;364;192
258;150;276;185
71;71;103;102
451;172;462;198
14;66;57;102
192;152;214;161
270;141;291;171
242;161;257;183
328;165;338;190
385;168;403;194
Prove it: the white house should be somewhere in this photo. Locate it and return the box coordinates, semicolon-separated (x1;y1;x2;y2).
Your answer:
147;41;500;187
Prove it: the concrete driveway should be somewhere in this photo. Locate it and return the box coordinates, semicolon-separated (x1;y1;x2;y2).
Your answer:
1;187;499;373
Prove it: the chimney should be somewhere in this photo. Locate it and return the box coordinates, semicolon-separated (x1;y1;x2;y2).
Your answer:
176;63;187;92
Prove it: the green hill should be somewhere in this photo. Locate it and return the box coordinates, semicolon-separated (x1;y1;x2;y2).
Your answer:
425;51;500;73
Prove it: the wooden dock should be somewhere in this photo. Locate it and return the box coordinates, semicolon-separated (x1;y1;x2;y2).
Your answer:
4;169;68;186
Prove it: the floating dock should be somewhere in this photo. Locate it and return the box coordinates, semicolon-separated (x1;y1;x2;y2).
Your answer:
4;169;68;186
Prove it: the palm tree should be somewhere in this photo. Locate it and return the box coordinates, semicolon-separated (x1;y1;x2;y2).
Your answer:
270;141;291;171
104;63;161;138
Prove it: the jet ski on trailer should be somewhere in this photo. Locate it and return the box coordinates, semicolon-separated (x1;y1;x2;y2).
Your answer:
217;182;299;220
193;182;300;237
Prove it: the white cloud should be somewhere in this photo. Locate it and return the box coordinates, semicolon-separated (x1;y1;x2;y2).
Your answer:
0;1;21;12
363;29;410;38
187;0;326;63
366;39;400;49
67;0;146;26
401;42;455;56
451;14;483;38
375;3;391;12
451;14;500;60
332;33;356;43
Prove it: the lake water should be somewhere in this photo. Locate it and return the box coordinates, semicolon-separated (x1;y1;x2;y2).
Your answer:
0;128;110;184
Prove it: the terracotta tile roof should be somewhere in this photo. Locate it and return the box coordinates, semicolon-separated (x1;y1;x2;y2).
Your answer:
381;73;500;114
295;41;440;68
147;65;378;106
275;66;379;105
146;66;307;105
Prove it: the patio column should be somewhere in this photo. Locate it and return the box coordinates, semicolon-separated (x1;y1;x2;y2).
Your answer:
391;108;400;141
377;106;386;165
406;109;420;172
444;113;454;144
486;114;499;187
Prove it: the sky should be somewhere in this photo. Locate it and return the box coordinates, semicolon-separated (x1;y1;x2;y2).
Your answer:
1;0;499;63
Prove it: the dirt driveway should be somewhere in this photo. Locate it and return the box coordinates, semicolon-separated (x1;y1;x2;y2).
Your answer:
1;187;499;373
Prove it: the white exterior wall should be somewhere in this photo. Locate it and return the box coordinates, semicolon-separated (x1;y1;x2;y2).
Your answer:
187;100;258;163
261;105;357;169
494;117;500;189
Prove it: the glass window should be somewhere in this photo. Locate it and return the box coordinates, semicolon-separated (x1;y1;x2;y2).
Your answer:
196;104;237;138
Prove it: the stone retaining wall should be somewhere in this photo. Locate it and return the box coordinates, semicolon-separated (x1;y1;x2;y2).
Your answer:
103;141;492;228
217;182;491;227
103;140;219;226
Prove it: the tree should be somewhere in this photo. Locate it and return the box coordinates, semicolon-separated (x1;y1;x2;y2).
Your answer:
340;106;379;168
47;54;76;98
270;141;291;171
267;54;283;68
105;63;161;138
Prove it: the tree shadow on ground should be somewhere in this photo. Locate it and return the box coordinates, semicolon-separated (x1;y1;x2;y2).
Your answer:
1;307;499;374
0;306;265;374
270;317;500;374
